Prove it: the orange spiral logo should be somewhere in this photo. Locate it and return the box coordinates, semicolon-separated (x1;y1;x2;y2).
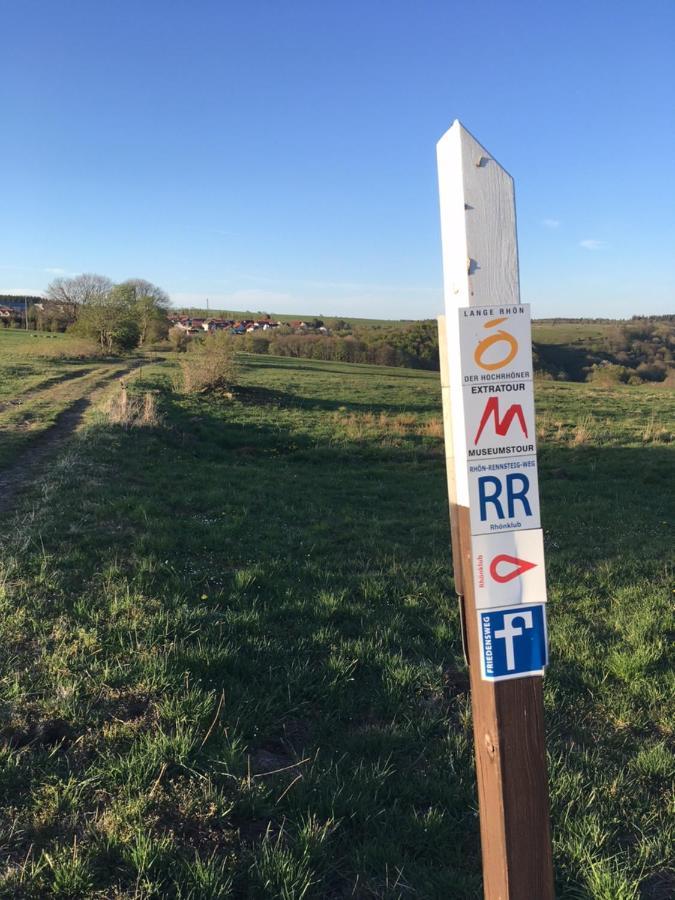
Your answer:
473;317;518;371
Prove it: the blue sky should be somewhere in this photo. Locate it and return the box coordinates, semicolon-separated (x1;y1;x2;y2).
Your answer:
1;0;673;319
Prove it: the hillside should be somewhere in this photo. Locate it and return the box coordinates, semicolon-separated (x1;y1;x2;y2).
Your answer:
0;335;673;897
172;310;675;384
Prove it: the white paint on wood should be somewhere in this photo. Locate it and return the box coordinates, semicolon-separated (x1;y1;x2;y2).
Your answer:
437;120;520;309
437;316;456;501
437;120;523;506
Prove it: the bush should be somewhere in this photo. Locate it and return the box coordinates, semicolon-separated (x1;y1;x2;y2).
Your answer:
103;383;161;427
178;332;237;394
241;334;271;355
69;306;140;352
144;340;172;352
586;363;632;385
636;361;667;382
169;326;190;353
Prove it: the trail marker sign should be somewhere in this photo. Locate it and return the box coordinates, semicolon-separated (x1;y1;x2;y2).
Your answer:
458;305;533;383
478;604;548;681
468;392;536;457
437;120;554;898
467;456;541;535
471;529;547;609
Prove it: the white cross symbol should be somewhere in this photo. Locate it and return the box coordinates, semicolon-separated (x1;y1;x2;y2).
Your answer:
494;611;534;671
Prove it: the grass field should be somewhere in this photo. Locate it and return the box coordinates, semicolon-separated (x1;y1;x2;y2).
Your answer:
531;323;613;346
0;332;99;404
0;337;673;898
0;332;146;472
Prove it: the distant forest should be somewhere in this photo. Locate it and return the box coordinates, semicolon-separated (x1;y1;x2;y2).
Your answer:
0;294;43;306
2;290;673;384
232;315;675;384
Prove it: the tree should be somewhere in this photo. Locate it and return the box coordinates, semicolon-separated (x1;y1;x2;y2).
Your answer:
169;325;189;352
28;300;73;332
70;282;139;352
45;273;113;320
117;279;170;345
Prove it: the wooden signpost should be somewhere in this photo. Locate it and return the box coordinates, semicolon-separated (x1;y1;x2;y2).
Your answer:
437;121;555;899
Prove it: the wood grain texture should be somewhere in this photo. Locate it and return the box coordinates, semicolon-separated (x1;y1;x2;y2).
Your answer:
437;121;554;898
437;120;520;309
437;120;522;506
460;506;554;900
437;315;463;594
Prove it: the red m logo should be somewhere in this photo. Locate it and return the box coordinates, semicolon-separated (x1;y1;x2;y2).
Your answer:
474;397;528;445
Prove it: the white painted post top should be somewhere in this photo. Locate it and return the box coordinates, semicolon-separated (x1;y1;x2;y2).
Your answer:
437;120;520;310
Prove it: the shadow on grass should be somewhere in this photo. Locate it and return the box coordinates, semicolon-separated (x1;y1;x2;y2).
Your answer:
232;384;442;416
240;355;438;380
2;381;673;898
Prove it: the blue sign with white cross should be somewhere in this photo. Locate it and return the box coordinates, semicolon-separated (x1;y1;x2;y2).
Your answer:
477;604;548;681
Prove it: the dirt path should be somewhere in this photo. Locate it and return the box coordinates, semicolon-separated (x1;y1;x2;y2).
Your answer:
0;366;98;415
0;359;148;517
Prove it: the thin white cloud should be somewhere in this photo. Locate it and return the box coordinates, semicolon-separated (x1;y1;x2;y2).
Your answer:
44;267;69;275
580;239;608;250
542;218;560;229
0;287;45;296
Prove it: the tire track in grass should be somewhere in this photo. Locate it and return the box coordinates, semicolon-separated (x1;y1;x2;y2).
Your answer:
0;358;150;516
0;365;99;413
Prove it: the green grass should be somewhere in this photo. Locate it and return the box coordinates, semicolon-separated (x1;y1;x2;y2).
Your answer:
0;331;101;401
0;354;673;898
0;330;145;471
532;323;613;346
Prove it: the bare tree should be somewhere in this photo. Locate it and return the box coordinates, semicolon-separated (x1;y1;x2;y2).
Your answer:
45;273;113;319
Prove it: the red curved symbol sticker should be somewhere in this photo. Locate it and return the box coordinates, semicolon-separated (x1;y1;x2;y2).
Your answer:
471;530;547;609
474;398;528;444
489;554;537;583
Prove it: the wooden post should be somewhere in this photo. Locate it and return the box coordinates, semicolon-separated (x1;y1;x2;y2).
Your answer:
437;121;554;899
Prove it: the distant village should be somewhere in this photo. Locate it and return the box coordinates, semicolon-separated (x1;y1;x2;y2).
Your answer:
167;314;331;336
0;299;28;324
0;298;333;338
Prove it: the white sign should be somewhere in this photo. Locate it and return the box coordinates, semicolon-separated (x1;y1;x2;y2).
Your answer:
467;455;540;535
437;122;550;682
459;305;533;384
471;529;547;609
463;381;537;461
